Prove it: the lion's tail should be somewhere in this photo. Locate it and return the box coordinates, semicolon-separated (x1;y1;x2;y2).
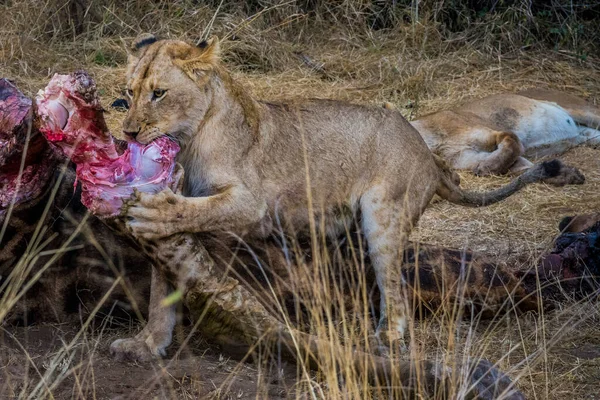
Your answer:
436;159;565;207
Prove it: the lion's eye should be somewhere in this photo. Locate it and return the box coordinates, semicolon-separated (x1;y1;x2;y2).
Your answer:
152;89;167;100
126;88;134;98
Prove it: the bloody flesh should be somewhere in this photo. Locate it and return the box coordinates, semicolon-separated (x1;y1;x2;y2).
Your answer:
0;78;32;165
0;79;55;217
35;71;180;217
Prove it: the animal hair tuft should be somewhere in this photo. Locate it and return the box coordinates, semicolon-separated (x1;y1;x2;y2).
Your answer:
540;159;562;178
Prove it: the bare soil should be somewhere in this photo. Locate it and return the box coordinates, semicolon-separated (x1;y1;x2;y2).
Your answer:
0;323;299;399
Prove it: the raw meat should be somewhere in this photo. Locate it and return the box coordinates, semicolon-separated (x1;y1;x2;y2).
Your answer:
35;71;180;216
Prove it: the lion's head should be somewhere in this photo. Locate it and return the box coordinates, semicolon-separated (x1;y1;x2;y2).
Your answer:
123;34;221;145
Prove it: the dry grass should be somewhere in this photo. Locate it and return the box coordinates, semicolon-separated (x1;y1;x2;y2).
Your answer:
1;1;600;399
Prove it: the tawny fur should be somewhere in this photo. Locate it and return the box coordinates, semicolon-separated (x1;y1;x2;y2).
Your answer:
411;90;599;179
110;167;525;398
120;34;571;354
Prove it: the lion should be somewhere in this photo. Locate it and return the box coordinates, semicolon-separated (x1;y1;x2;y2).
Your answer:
119;33;576;354
411;89;599;177
1;73;529;397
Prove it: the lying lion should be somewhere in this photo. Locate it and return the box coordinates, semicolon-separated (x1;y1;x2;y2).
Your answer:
119;34;577;357
411;89;599;177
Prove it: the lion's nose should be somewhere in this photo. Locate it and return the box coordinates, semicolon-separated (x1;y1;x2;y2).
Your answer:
123;121;141;139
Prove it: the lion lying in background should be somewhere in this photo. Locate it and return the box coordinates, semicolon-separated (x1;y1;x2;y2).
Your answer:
411;89;599;178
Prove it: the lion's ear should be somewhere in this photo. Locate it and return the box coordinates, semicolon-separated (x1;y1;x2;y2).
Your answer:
196;36;220;64
131;33;158;53
126;33;158;78
174;36;221;81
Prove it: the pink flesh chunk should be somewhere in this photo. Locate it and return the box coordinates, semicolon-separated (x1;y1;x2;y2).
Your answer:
36;72;180;217
0;78;33;165
0;78;55;219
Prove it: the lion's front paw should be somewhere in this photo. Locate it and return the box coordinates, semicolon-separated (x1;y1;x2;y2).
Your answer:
110;337;166;363
125;219;180;241
123;188;187;240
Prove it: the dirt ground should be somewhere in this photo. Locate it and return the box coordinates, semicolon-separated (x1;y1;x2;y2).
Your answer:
2;30;600;400
0;323;298;399
2;290;600;399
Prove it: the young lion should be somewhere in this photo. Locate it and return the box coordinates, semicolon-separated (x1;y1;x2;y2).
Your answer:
411;89;599;177
121;34;574;351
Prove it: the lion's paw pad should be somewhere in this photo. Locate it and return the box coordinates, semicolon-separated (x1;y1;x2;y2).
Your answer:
110;337;163;363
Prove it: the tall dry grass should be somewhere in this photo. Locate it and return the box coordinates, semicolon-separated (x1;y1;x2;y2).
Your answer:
1;0;599;79
1;1;600;399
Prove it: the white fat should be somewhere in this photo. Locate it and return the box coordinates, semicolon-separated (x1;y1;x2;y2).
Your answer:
138;143;163;179
46;100;69;130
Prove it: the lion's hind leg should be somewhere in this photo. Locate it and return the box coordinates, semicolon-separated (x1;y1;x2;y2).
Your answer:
359;181;433;354
457;131;524;176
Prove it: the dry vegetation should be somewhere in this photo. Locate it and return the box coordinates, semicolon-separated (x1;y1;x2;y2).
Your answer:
1;1;600;399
